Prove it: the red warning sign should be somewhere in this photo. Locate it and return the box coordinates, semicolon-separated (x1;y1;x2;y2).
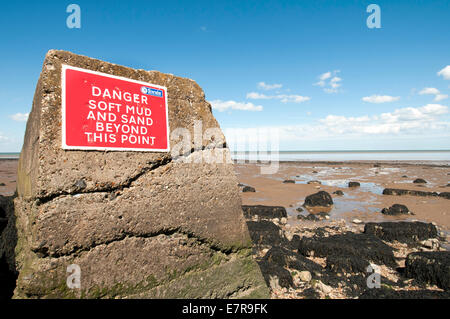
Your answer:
61;65;170;152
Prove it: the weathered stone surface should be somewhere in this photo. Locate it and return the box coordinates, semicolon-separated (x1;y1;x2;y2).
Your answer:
13;50;269;298
364;221;438;244
241;205;287;220
413;178;427;184
405;251;450;291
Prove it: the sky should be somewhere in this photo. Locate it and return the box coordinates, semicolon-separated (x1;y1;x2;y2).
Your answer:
0;0;449;152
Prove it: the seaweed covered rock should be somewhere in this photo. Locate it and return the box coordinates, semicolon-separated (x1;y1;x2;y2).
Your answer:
364;222;438;243
297;232;396;273
381;204;411;216
405;251;450;290
242;205;287;220
246;220;286;247
303;191;333;208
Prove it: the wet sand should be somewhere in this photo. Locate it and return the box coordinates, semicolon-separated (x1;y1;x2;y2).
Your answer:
235;161;450;233
0;160;17;197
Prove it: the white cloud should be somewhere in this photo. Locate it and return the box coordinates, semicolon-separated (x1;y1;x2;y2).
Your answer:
210;100;263;112
319;72;332;81
246;92;310;103
314;70;342;93
437;65;450;80
418;87;448;102
362;95;400;103
10;112;29;122
227;104;449;143
419;87;440;95
257;82;282;90
435;94;448;102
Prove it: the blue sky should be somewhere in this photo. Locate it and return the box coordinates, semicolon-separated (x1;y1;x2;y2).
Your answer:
0;0;449;151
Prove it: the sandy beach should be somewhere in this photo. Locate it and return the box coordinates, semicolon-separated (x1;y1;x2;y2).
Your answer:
236;161;450;233
1;158;449;299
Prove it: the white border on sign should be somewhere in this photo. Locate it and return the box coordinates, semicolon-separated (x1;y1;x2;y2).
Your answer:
61;64;171;152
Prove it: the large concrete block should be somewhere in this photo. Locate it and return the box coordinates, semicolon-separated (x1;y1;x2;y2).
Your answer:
13;50;269;298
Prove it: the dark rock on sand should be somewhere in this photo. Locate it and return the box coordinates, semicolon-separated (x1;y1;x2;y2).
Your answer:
402;175;408;178
264;246;322;274
242;186;256;193
297;232;396;272
297;213;328;221
382;188;440;198
381;204;410;216
242;205;287;219
364;222;438;244
258;259;293;288
439;192;450;199
307;180;321;185
333;190;344;196
348;181;360;188
0;183;5;186
413;178;427;184
258;246;323;289
246;220;286;246
303;191;333;207
296;207;303;212
237;183;245;187
405;251;450;290
283;180;295;184
373;164;381;167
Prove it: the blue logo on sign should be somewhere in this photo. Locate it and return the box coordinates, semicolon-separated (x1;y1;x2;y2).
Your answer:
141;86;163;97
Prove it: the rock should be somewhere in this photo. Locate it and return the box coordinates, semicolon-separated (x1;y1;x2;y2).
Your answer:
348;181;360;188
381;204;410;216
333;190;344;196
296;207;303;212
258;246;321;289
0;183;5;186
307;180;321;185
298;271;312;282
280;217;287;225
382;188;440;198
352;219;363;224
312;171;318;174
439;192;450;199
303;191;333;207
364;221;438;243
420;239;440;250
413;178;427;184
283;180;295;184
12;50;269;299
246;220;286;247
373;164;381;167
242;205;287;219
405;251;450;290
313;280;333;294
402;175;408;178
298;232;396;272
242;186;256;192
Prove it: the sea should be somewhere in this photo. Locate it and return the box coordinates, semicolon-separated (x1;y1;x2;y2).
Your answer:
231;150;450;164
2;150;450;164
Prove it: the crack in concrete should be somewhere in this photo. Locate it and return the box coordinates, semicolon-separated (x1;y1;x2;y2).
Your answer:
32;226;236;259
